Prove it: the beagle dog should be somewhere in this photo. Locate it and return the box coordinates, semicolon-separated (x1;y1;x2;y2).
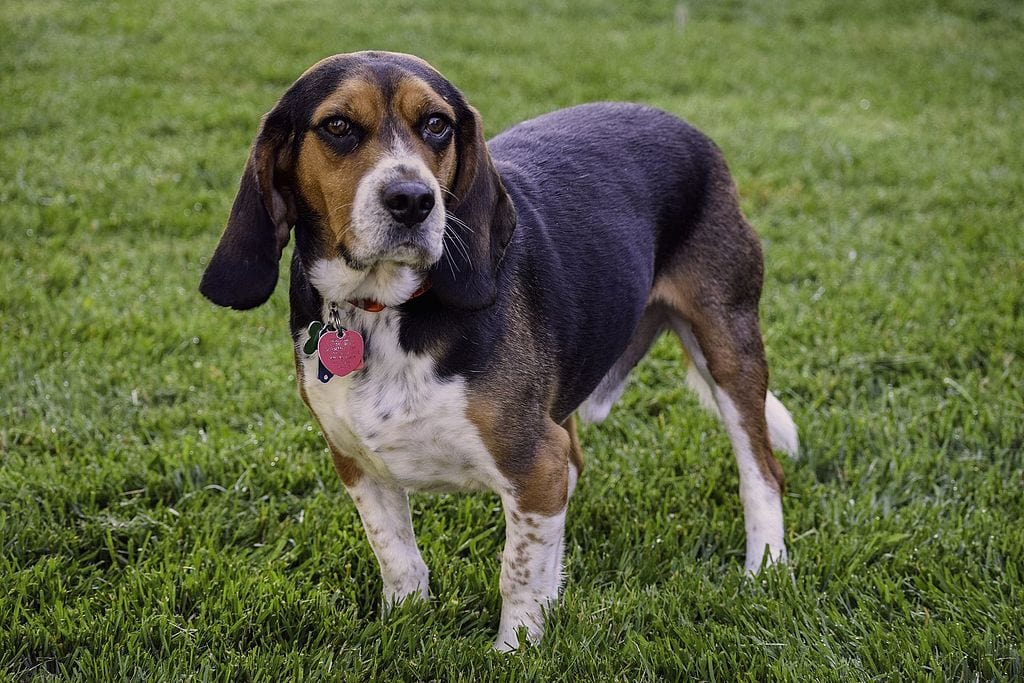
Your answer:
200;51;798;651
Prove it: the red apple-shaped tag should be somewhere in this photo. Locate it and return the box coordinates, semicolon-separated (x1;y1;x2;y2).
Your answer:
317;329;365;378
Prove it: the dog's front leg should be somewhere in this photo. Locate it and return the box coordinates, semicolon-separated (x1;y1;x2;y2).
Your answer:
494;501;566;651
493;423;571;652
344;471;430;605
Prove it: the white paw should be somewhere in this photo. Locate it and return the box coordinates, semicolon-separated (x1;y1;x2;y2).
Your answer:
745;542;788;574
382;569;430;609
493;623;540;653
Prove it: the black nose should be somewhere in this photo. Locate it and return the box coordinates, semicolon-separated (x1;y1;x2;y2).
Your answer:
382;181;435;227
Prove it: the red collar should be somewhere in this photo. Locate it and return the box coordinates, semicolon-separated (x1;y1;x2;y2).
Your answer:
346;281;431;313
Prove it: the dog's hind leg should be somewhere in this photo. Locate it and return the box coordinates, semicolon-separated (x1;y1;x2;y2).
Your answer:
680;337;798;458
654;167;792;572
670;308;788;573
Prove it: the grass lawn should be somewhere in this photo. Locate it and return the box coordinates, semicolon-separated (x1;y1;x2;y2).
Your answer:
2;0;1022;679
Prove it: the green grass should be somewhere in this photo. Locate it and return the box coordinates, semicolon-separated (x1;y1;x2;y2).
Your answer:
2;0;1022;679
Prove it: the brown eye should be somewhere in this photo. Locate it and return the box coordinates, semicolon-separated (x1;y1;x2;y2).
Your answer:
322;116;351;137
422;115;451;139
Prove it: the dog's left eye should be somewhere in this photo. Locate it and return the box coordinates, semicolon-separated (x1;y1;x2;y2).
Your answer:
421;115;452;141
322;116;352;138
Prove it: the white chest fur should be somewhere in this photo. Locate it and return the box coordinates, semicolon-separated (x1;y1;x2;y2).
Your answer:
298;306;507;494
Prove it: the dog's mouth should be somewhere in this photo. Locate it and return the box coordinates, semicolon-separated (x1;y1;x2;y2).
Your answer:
339;233;440;271
341;208;446;269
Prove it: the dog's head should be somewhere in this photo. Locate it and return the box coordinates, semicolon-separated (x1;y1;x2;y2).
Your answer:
200;51;515;311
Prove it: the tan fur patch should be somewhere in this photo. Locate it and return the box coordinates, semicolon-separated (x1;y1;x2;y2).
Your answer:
295;78;388;255
391;76;458;190
464;395;506;470
565;414;584;475
310;77;386;131
327;443;364;487
515;423;570;515
467;396;569;516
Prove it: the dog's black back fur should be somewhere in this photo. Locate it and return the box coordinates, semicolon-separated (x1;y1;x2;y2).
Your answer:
487;103;718;418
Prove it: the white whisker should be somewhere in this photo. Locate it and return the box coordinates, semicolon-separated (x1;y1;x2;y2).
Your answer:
443;228;470;266
444;219;473;263
446;213;477;235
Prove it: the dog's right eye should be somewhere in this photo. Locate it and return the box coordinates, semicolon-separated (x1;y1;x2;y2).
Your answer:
322;116;352;138
318;116;362;154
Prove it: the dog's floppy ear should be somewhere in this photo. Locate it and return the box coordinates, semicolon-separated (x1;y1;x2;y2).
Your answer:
430;104;516;310
200;107;297;310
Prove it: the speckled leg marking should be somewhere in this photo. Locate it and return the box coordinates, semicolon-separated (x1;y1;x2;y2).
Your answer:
493;501;567;652
492;420;572;651
345;475;430;604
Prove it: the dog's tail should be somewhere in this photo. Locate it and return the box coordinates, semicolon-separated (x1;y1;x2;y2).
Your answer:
685;364;799;457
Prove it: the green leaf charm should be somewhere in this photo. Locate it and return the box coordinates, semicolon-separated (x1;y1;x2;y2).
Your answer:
303;321;325;355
